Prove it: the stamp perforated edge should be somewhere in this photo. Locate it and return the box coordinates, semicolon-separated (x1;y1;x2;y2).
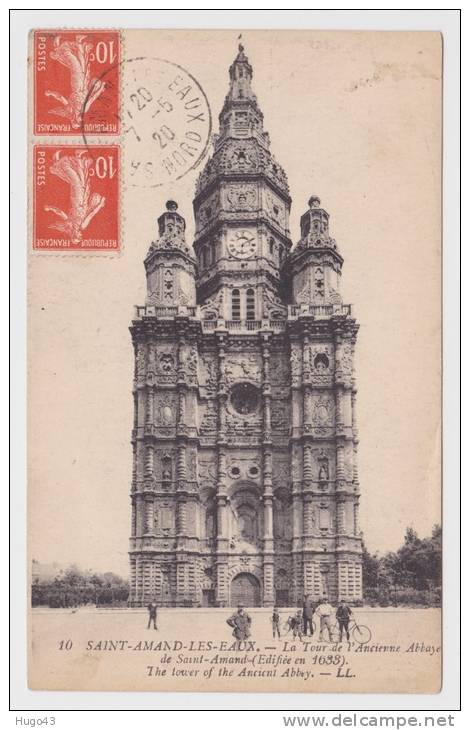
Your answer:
30;141;122;257
32;28;122;138
28;29;125;258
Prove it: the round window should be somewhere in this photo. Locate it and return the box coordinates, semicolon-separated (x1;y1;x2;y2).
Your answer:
230;382;260;415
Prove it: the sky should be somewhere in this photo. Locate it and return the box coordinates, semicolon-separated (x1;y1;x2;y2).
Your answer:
28;30;441;576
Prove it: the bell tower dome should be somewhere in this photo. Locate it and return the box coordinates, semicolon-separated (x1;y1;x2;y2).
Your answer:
193;44;292;322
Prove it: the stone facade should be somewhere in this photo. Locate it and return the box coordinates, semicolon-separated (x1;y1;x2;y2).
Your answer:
128;45;362;607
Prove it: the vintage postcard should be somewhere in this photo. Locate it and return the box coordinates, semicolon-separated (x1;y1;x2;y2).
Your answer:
27;29;442;693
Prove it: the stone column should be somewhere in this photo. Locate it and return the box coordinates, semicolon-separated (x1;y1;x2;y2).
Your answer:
177;499;187;536
135;494;145;537
292;486;303;549
145;445;154;477
335;387;343;429
144;498;154;534
262;482;275;605
215;494;229;606
353;499;360;536
261;336;272;437
303;495;313;536
131;498;137;537
131;443;137;490
337;499;346;534
336;443;345;481
303;443;313;481
145;387;154;428
215;335;229;606
176;557;187;604
135;386;145;428
177;445;187;481
178;391;186;425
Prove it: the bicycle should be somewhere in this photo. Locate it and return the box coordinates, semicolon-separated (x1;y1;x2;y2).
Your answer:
330;615;372;644
280;614;308;640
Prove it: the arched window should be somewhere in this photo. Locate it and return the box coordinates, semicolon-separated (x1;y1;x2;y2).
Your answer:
246;288;255;320
269;237;274;255
232;289;241;320
202;246;209;269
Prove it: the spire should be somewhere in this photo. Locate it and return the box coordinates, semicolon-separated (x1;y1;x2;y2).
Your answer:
226;43;256;103
216;41;264;144
195;41;289;199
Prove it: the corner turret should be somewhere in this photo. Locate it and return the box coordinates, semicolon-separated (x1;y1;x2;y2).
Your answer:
289;197;344;306
144;200;196;307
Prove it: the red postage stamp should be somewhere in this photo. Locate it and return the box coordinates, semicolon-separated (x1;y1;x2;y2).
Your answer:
33;30;120;136
33;145;120;251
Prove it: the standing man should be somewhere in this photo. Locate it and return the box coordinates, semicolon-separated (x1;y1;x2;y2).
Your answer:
271;606;281;639
336;598;352;641
302;593;315;637
147;599;158;630
315;598;334;642
227;604;252;641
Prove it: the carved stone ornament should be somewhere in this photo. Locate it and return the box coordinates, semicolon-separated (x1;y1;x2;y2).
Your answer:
290;347;302;377
265;191;284;225
269;354;290;385
225;354;261;383
201;291;224;320
312;394;334;426
225;141;258;171
181;346;198;375
135;343;147;377
156;394;177;426
158;352;175;374
262;289;287;319
226;183;257;211
339;341;354;374
296;279;311;305
200;354;218;389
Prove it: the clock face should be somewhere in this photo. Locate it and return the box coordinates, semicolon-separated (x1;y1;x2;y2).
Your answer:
228;230;257;259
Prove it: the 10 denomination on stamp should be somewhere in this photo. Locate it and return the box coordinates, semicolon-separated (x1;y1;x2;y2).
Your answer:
34;30;120;136
33;145;120;251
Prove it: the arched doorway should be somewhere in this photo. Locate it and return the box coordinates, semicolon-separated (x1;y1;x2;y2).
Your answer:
230;573;261;607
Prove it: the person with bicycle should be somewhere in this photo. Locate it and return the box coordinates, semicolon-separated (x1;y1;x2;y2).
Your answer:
315;597;334;642
336;598;352;641
287;609;303;641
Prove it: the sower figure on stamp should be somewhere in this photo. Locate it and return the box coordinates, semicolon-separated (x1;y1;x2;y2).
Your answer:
302;593;315;637
271;607;281;639
227;604;252;641
336;598;352;641
315;598;334;642
147;600;158;630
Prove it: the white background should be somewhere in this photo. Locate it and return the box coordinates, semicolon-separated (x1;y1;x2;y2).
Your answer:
7;4;462;725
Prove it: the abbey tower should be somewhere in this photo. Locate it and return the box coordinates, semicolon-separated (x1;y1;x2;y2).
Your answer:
128;45;362;607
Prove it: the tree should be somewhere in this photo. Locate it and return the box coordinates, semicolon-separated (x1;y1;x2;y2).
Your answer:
361;525;442;606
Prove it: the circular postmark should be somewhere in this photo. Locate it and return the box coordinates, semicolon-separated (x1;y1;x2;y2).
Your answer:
82;57;212;188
